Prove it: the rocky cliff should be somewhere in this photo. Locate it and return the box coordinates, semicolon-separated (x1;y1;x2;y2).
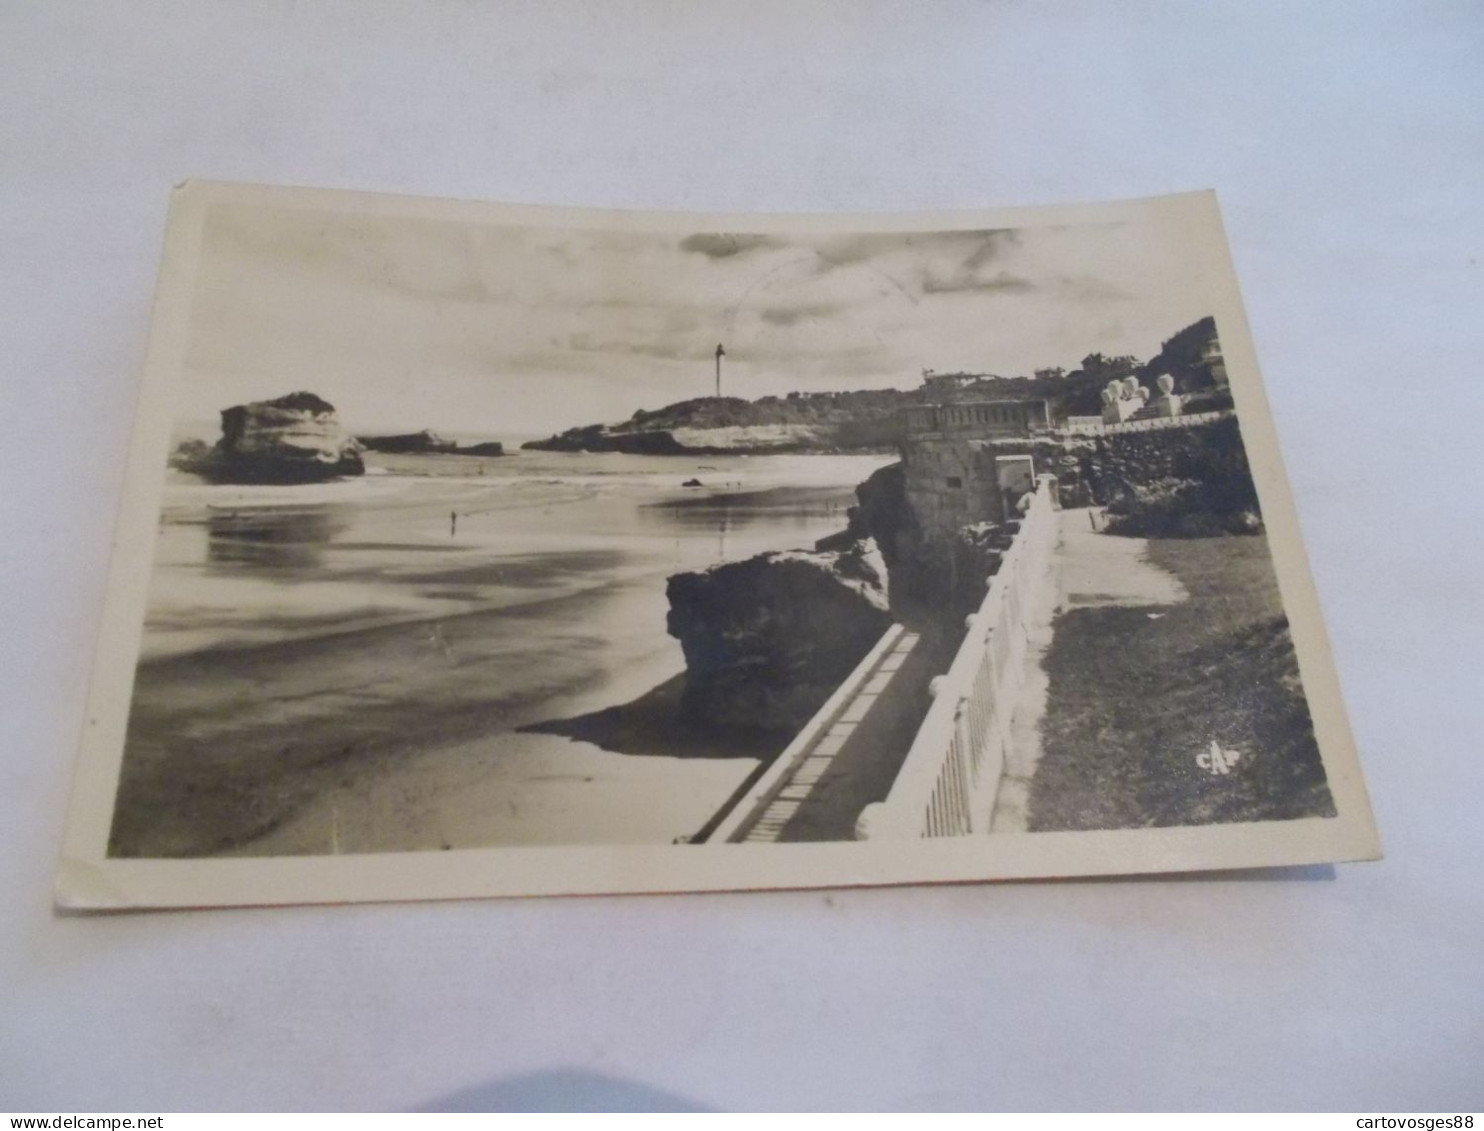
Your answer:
813;462;929;607
524;421;850;455
523;425;694;455
180;392;365;484
522;314;1223;456
665;540;893;731
817;460;1011;619
523;392;909;454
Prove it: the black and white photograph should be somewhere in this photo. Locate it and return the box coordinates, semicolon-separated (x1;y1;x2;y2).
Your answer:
17;3;1484;1115
58;183;1377;906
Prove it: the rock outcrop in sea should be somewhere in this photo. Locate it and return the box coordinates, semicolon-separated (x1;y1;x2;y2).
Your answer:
358;429;505;457
665;539;893;732
175;392;365;484
357;429;457;454
524;425;696;455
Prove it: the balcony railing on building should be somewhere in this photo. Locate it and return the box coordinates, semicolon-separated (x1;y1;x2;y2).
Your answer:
901;399;1052;439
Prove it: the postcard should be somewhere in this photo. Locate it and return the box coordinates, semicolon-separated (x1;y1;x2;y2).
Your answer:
56;182;1379;908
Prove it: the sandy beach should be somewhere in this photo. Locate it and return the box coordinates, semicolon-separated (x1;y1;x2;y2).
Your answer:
109;449;893;857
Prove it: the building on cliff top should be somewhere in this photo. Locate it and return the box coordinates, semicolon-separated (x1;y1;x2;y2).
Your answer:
902;398;1051;440
920;369;999;395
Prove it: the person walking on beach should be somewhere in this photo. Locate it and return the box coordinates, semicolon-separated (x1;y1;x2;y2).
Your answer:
450;510;457;537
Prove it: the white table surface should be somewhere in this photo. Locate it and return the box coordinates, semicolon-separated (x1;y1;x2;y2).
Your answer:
3;1;1481;1112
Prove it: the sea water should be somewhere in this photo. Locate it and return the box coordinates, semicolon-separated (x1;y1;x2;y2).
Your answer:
119;450;894;855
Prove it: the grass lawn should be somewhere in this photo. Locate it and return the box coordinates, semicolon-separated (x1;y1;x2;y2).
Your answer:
1027;533;1336;831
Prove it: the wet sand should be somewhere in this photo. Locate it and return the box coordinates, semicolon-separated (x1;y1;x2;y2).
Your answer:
110;450;891;857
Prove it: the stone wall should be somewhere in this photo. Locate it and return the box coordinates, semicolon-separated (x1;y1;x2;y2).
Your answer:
906;414;1256;517
886;415;1259;612
1074;414;1256;513
902;436;1015;536
1084;415;1261;535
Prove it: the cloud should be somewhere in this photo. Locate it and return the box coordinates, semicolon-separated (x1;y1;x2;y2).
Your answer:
678;233;785;259
1055;274;1133;303
564;332;690;361
960;229;1020;268
207;203;494;304
757;303;842;327
811;234;912;270
811;228;1017;273
916;230;1033;295
922;270;1036;296
183;205;1213;435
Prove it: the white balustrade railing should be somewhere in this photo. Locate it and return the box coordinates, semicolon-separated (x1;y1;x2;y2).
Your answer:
1056;409;1232;437
855;478;1059;840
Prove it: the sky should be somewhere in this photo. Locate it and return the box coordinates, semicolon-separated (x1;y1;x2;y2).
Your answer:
179;200;1220;436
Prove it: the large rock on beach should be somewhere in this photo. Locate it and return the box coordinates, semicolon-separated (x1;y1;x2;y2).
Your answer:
666;539;893;732
185;392;364;484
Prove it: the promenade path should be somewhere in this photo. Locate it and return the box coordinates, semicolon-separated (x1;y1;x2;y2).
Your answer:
989;507;1188;831
702;625;944;843
709;504;1192;843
